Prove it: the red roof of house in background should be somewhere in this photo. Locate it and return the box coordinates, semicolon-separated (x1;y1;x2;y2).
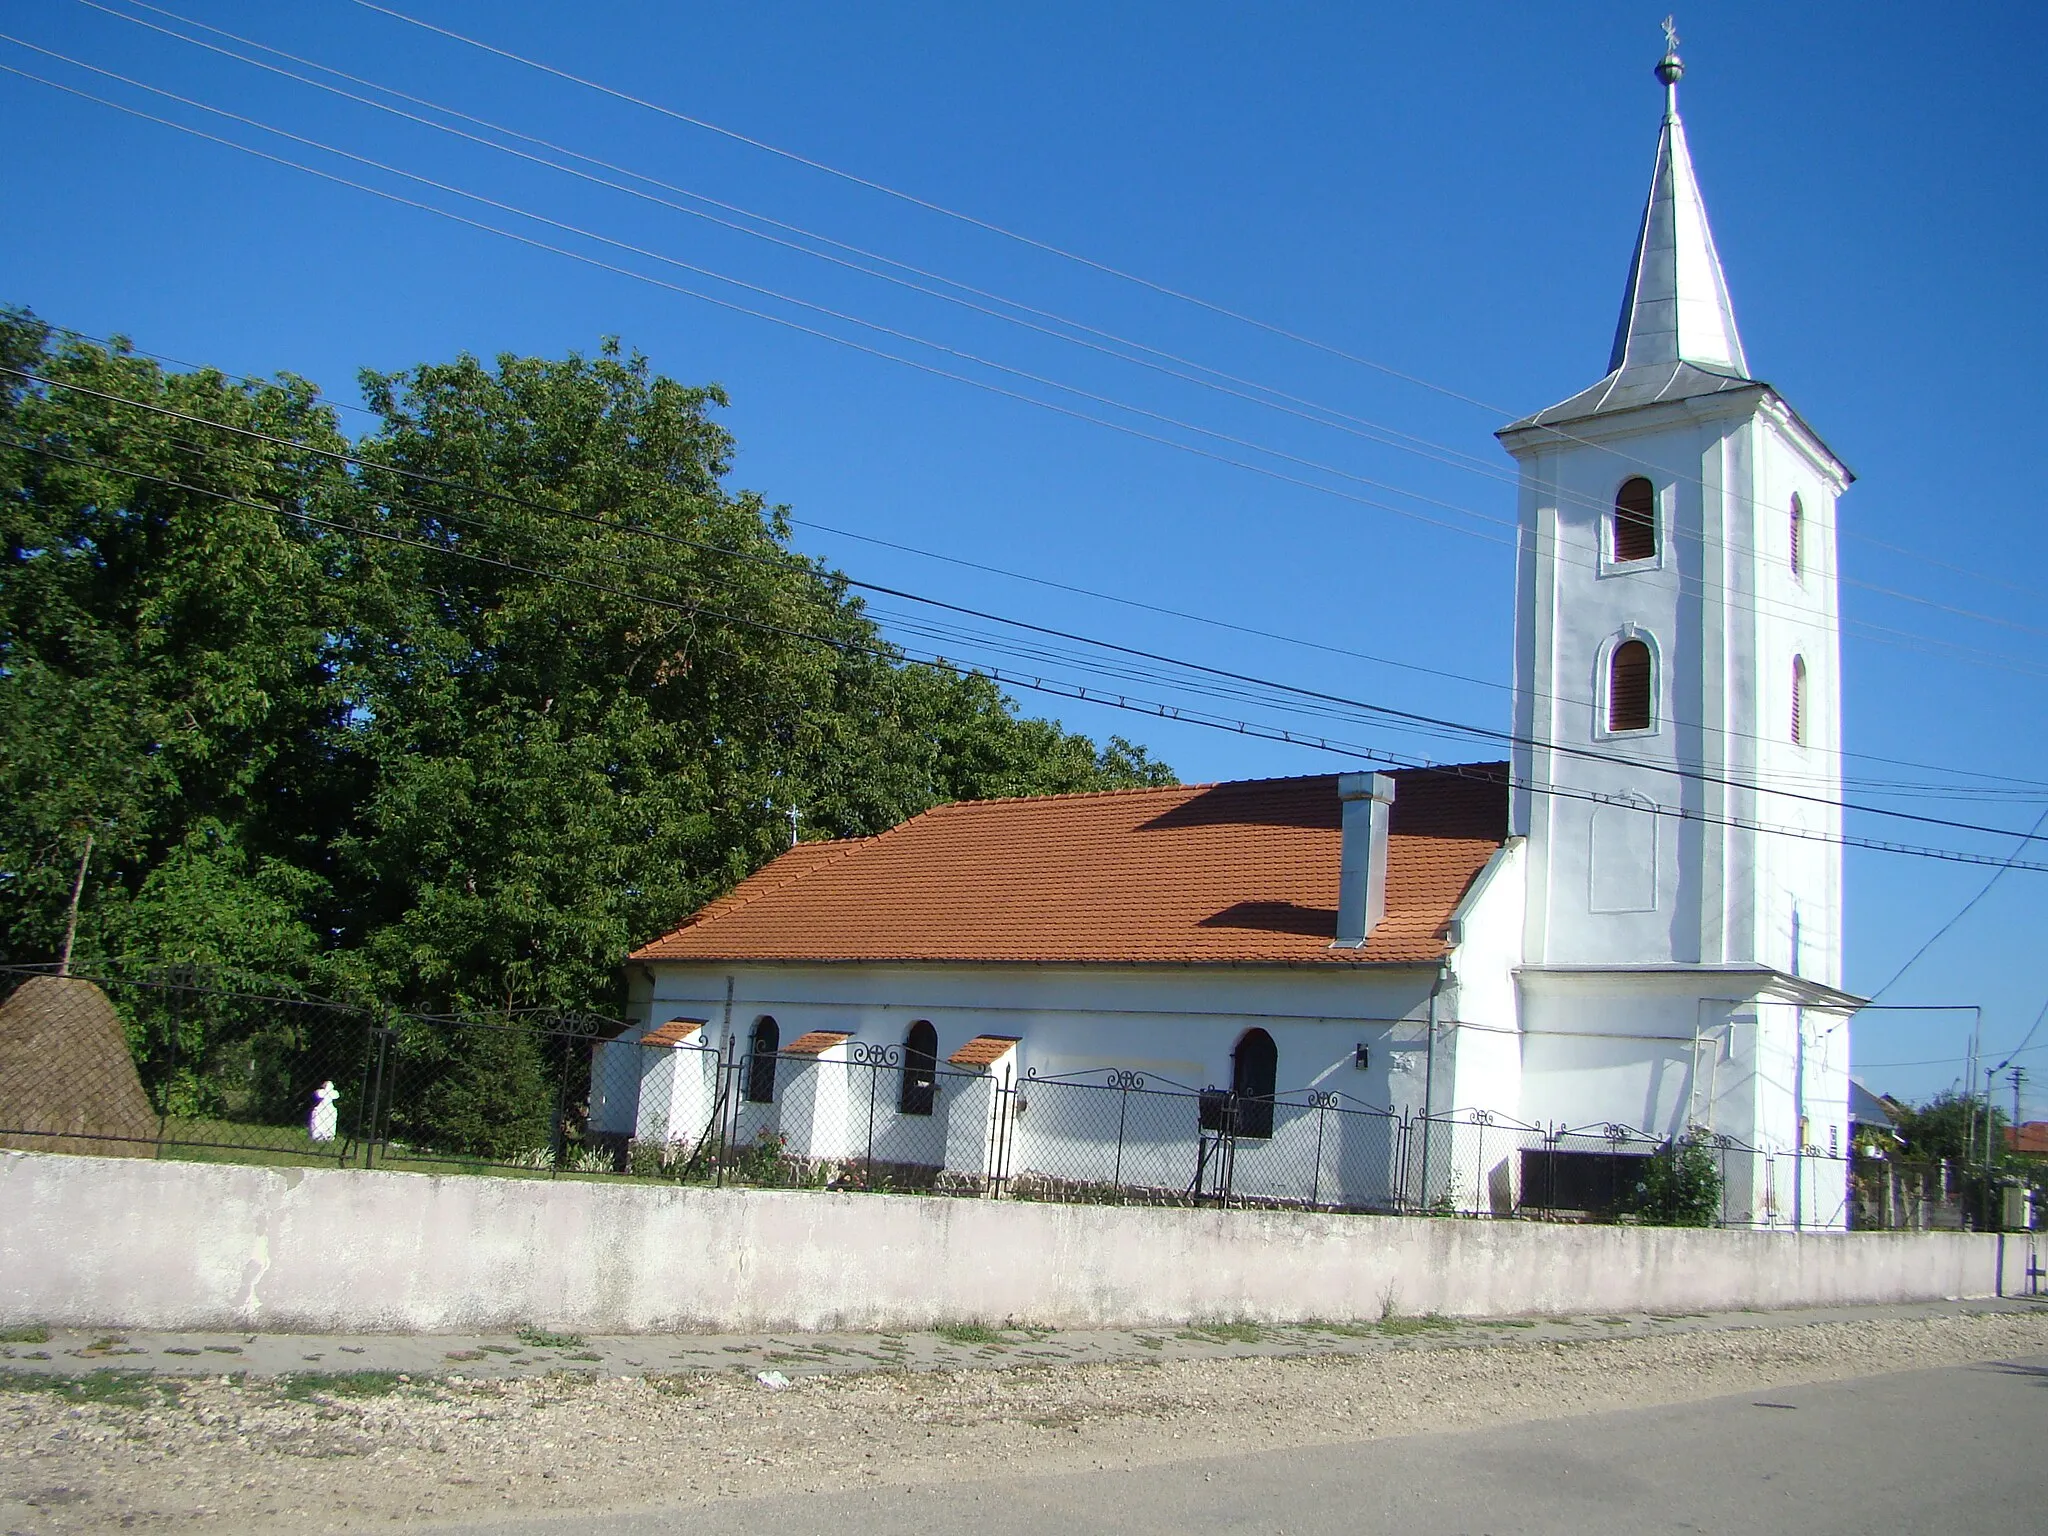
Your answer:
630;765;1509;968
2007;1122;2048;1157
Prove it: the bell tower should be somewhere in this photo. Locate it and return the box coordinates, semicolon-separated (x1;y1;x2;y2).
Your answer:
1496;37;1852;988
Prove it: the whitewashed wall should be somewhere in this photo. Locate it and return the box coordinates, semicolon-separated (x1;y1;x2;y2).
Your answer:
3;1153;2029;1335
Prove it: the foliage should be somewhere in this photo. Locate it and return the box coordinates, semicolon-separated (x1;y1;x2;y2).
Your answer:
0;309;1173;1123
1624;1129;1723;1226
1892;1090;2006;1166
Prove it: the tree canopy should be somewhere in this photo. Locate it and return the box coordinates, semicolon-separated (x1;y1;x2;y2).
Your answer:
0;309;1173;1018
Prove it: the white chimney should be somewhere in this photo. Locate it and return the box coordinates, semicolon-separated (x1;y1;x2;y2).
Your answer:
1331;772;1397;949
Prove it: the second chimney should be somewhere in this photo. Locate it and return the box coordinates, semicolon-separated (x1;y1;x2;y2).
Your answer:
1331;772;1397;949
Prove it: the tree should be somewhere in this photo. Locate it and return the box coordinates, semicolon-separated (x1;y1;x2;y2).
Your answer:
0;314;1174;1045
1892;1089;2005;1167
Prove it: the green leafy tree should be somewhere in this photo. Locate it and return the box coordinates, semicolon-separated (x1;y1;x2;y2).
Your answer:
0;312;1174;1130
1892;1089;2005;1166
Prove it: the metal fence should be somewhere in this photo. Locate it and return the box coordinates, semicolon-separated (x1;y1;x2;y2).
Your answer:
0;964;1864;1227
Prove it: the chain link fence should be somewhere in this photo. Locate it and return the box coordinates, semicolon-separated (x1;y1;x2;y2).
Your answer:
1;965;1869;1226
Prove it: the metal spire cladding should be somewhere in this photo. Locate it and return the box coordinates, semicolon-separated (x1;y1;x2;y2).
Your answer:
1507;32;1764;431
1607;39;1750;377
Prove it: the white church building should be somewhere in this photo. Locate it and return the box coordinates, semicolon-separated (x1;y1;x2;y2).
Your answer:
598;44;1860;1230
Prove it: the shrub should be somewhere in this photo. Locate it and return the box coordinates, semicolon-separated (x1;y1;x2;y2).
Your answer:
1626;1130;1723;1226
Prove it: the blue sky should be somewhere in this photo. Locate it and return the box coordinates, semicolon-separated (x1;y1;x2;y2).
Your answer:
3;1;2043;1114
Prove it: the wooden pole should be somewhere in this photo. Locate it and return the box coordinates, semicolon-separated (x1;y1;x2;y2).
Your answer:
56;831;93;978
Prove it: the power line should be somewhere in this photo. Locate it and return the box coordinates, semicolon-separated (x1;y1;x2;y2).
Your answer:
8;386;2038;837
333;0;2039;609
16;424;2048;874
11;365;2048;838
17;323;2048;807
16;312;2048;801
85;0;2041;629
1861;801;2048;1006
13;31;2045;674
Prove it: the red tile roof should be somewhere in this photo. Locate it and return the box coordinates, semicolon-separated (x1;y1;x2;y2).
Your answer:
631;765;1509;968
782;1030;852;1057
639;1019;705;1048
2006;1122;2048;1157
948;1035;1022;1068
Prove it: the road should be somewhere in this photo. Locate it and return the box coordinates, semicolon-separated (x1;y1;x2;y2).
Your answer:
444;1352;2048;1536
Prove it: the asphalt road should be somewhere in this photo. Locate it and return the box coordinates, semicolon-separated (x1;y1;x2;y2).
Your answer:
444;1352;2048;1536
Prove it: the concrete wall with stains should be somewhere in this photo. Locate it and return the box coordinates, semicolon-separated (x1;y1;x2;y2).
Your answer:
1;1151;2032;1335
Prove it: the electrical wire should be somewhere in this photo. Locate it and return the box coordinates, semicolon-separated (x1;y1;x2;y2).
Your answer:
14;421;2048;871
6;387;2037;834
335;0;2041;606
82;0;2039;628
18;316;2048;803
12;30;2044;671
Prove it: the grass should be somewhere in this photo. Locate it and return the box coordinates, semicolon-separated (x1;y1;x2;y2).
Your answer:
0;1369;182;1409
516;1327;584;1350
0;1325;50;1344
1376;1314;1459;1336
1179;1322;1265;1345
934;1323;1006;1347
278;1370;407;1401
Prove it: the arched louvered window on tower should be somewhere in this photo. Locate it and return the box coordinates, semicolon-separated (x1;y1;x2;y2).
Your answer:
1791;656;1808;746
1612;477;1657;562
1607;638;1654;733
899;1020;938;1116
1789;494;1805;579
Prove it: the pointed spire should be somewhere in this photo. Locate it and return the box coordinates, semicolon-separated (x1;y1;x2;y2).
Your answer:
1606;26;1750;378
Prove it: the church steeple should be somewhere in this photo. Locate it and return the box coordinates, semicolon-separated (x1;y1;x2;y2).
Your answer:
1607;30;1749;377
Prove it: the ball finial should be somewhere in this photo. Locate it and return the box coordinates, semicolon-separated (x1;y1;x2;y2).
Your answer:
1654;16;1687;107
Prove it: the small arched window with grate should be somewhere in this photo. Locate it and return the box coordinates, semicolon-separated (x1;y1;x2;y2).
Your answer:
1790;494;1805;579
1791;656;1808;746
1613;477;1657;563
1608;639;1654;732
899;1020;938;1116
745;1016;779;1104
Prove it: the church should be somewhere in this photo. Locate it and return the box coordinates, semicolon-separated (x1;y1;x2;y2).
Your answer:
600;42;1861;1230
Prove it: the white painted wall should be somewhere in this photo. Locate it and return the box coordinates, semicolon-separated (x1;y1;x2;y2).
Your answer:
2;1153;2029;1335
634;960;1446;1208
1500;390;1849;980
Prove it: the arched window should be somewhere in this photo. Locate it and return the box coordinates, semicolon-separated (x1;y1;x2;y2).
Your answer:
1789;494;1805;579
745;1016;779;1103
1231;1028;1278;1139
1791;656;1808;746
1608;639;1654;733
1612;477;1657;562
899;1020;938;1116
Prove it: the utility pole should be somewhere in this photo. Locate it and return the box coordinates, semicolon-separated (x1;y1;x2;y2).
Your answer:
2012;1066;2028;1146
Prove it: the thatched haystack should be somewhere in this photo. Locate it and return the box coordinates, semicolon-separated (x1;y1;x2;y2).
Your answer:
0;975;158;1156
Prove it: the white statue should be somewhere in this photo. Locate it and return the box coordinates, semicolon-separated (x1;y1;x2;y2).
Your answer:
309;1080;340;1143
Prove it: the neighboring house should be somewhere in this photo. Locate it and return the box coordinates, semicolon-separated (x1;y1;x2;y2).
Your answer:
599;42;1861;1228
2007;1123;2048;1160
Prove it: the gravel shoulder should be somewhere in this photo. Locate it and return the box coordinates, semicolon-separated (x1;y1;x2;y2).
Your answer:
3;1300;2045;1535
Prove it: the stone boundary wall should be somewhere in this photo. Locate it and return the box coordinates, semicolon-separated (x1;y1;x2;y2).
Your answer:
0;1151;2033;1335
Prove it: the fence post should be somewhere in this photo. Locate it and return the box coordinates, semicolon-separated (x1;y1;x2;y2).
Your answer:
864;1054;879;1189
548;1026;571;1177
1309;1097;1328;1208
155;974;182;1159
1113;1077;1130;1196
359;1014;391;1171
717;1035;735;1189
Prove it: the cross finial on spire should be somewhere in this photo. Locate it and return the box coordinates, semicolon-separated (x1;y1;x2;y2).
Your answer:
1654;15;1685;121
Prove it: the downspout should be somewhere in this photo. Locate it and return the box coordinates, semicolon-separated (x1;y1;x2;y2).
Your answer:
1793;1004;1806;1231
